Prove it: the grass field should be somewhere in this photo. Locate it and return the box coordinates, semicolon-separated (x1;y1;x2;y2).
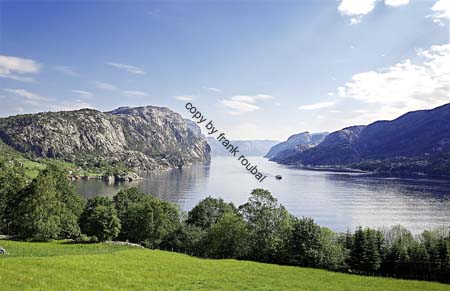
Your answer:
1;240;449;291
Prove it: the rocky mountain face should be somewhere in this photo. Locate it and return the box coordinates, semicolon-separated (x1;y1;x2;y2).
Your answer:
265;132;328;161
0;106;211;170
279;103;450;176
277;126;364;165
207;137;279;157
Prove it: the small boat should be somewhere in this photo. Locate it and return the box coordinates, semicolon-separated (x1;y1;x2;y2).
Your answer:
275;175;282;180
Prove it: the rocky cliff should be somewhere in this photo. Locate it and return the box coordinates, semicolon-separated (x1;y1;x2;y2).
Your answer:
265;132;328;161
0;106;211;170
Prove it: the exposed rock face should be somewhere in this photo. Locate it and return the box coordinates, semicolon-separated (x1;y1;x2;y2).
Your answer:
265;132;328;161
184;119;202;137
0;106;210;170
279;126;365;165
280;103;450;167
207;137;279;157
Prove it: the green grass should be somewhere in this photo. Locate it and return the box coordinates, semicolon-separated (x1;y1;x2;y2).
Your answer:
0;240;133;257
0;240;449;291
18;158;47;179
0;140;104;179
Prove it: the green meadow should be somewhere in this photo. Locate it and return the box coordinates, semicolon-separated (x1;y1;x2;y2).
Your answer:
1;240;449;291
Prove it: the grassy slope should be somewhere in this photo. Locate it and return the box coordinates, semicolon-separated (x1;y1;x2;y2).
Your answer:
0;241;449;291
0;140;102;179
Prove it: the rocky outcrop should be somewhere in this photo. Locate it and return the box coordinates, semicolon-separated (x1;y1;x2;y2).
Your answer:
279;126;365;165
265;132;328;161
0;106;210;170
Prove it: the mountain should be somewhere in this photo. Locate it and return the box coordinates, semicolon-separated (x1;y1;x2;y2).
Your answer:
278;103;450;177
207;137;279;157
0;106;210;170
264;132;328;161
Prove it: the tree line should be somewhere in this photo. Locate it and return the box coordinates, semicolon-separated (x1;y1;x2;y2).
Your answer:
0;162;449;283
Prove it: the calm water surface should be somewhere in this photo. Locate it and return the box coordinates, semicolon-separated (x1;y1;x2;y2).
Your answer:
76;156;450;233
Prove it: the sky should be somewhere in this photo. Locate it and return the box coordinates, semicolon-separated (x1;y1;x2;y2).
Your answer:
0;0;449;141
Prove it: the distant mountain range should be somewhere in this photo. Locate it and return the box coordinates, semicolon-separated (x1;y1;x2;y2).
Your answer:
0;106;210;170
272;103;450;178
207;137;279;157
265;132;328;162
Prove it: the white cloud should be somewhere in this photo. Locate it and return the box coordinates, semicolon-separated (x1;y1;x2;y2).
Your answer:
2;88;92;115
220;94;274;115
93;81;148;98
0;55;41;82
338;0;376;24
298;101;336;110
72;90;93;98
338;0;410;24
122;90;148;97
430;0;450;25
4;88;51;103
93;81;118;91
337;43;450;122
54;66;78;76
204;87;221;92
174;95;193;101
338;0;376;15
231;94;274;103
221;100;260;115
384;0;410;7
106;62;146;75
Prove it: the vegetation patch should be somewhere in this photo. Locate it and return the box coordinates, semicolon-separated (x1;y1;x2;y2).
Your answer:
0;240;449;291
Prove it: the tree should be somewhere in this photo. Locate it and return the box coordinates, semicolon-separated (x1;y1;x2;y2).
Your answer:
319;227;347;271
113;187;146;220
203;212;249;258
365;228;383;272
349;227;383;273
0;163;27;234
12;169;63;240
383;225;415;276
420;228;450;282
45;163;85;239
289;217;323;267
113;188;180;247
239;189;293;263
187;196;237;229
80;196;120;241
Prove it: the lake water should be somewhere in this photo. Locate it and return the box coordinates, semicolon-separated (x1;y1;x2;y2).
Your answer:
76;156;450;234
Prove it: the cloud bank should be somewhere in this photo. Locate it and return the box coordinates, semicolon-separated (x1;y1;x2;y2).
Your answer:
337;43;450;122
0;55;41;82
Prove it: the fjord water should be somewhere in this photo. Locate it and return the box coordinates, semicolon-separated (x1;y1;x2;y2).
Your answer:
76;157;450;234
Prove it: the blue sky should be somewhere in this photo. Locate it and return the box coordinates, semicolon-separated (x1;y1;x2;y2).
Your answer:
0;0;449;140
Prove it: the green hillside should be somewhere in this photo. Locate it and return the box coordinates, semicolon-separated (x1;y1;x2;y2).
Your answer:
0;139;111;179
0;240;448;291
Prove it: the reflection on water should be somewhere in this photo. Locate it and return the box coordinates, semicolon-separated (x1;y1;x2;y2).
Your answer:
76;156;450;234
